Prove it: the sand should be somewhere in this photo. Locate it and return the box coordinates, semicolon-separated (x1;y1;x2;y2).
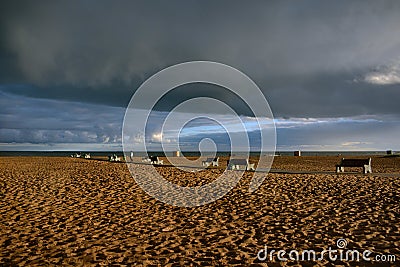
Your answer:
0;156;399;266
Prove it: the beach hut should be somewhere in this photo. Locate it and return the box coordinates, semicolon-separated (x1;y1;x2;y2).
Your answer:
173;151;181;157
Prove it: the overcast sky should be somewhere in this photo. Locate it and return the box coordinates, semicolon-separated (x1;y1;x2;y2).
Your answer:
1;0;400;151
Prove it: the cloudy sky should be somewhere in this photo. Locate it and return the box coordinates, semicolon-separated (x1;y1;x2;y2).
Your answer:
1;0;399;151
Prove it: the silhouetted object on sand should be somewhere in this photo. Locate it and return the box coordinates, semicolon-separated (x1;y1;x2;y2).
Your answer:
336;158;372;174
294;151;301;156
150;156;163;165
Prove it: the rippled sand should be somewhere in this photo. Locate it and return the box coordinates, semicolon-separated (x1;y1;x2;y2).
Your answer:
1;156;399;266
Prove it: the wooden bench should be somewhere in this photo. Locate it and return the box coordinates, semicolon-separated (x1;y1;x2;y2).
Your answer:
336;158;372;174
202;157;219;167
109;154;121;162
227;159;255;171
141;157;152;163
150;156;164;165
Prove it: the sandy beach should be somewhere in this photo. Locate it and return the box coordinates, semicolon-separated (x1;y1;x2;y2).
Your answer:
0;156;399;266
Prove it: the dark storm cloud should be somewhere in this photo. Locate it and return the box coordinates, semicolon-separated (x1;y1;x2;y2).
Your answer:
1;0;400;118
0;89;124;144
